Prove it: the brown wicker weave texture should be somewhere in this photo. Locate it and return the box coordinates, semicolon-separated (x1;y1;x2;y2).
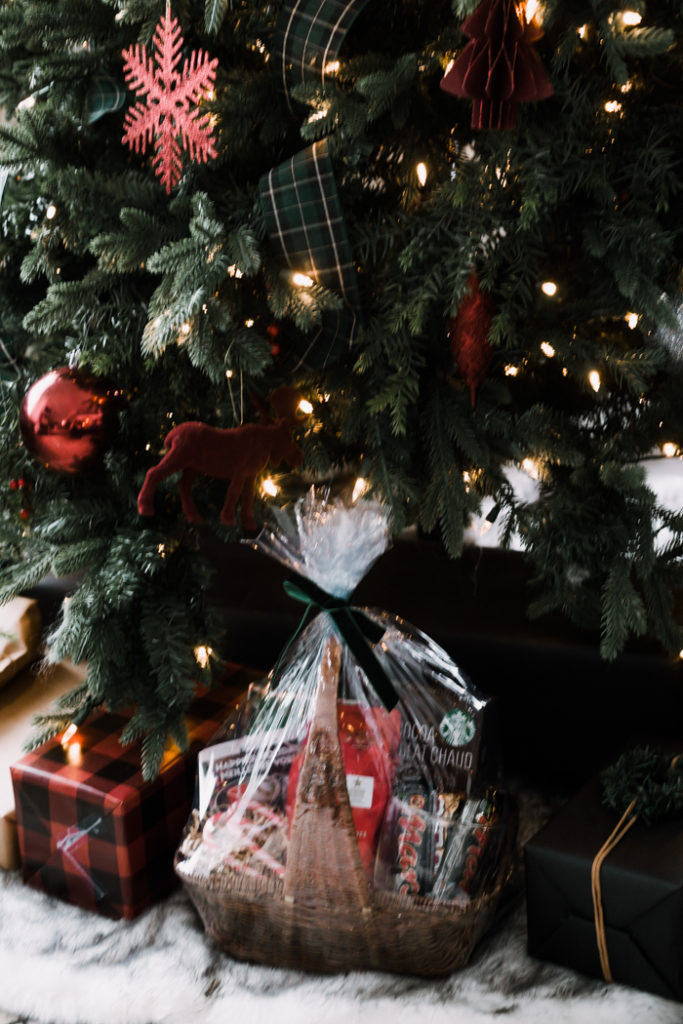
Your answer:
178;636;509;976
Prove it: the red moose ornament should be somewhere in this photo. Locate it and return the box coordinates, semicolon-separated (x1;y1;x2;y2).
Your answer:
137;388;304;529
441;0;553;130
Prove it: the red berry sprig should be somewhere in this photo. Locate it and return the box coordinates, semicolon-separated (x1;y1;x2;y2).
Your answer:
267;324;281;357
8;477;32;522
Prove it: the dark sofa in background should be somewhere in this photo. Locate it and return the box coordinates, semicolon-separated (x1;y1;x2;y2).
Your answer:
204;533;683;794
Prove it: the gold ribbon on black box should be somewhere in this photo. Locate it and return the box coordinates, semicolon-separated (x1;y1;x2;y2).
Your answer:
592;751;683;983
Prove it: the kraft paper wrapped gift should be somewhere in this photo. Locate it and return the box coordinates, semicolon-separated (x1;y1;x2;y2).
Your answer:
0;596;42;690
1;658;86;871
525;775;683;1003
11;664;256;918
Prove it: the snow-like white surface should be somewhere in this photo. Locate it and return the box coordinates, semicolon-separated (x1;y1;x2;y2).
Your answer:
0;866;679;1024
465;459;683;549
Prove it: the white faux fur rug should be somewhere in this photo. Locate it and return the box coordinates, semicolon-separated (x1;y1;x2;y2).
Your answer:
0;865;679;1024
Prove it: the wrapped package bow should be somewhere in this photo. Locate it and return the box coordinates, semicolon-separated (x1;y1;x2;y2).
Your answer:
176;491;516;975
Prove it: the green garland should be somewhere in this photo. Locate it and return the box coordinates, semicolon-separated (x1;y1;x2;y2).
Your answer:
601;747;683;826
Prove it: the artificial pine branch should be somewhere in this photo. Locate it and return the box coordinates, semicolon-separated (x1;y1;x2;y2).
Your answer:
1;0;683;771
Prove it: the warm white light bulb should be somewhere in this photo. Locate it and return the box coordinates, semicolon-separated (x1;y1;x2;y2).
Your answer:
262;478;279;497
66;742;82;767
194;645;213;668
540;341;556;358
292;272;314;288
522;458;540;480
324;60;340;74
308;107;329;123
180;322;191;335
504;364;519;377
298;398;314;415
620;10;642;27
46;204;57;220
416;162;428;186
604;100;623;114
541;280;558;297
226;369;234;379
625;312;638;330
352;477;369;502
61;724;78;748
662;442;677;458
589;370;601;392
245;319;255;328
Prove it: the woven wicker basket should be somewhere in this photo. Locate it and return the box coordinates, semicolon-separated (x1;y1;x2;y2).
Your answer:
176;636;513;976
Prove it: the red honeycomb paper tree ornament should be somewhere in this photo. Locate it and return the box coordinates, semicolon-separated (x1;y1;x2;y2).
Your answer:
441;0;553;130
122;4;218;193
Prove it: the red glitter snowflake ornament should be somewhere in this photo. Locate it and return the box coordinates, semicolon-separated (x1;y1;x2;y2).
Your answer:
122;4;218;193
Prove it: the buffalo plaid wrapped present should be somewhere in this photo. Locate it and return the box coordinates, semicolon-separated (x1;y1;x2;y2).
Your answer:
10;666;255;919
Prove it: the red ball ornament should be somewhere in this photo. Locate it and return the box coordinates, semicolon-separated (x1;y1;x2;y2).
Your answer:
19;367;118;474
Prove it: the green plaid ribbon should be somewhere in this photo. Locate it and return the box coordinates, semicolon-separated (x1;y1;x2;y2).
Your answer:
85;74;126;124
259;139;361;361
275;0;372;108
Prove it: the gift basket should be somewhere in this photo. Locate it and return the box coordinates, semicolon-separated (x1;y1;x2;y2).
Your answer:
175;491;516;976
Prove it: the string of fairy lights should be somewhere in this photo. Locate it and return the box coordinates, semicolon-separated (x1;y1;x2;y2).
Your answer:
10;2;676;763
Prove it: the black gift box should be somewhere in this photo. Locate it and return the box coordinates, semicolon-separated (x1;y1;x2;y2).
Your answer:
525;775;683;1002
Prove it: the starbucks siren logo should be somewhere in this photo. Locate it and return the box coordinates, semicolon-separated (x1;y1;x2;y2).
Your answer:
439;708;476;747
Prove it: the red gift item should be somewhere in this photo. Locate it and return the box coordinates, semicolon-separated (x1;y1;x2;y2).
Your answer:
286;700;400;878
10;666;255;919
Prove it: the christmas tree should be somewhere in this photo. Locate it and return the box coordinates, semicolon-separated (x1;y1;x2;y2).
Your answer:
0;0;681;776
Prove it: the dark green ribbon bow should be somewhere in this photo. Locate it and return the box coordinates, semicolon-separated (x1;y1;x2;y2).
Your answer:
282;573;399;710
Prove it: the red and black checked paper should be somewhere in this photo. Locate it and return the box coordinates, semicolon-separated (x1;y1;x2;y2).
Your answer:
11;664;257;919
